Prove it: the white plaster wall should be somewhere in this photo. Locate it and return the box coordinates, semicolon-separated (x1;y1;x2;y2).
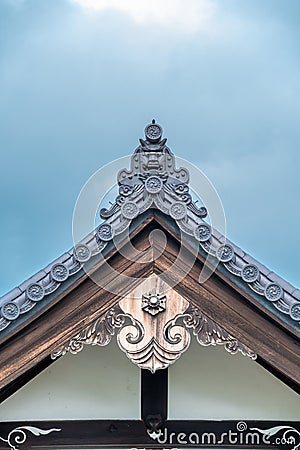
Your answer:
0;340;140;420
0;336;299;421
169;337;300;420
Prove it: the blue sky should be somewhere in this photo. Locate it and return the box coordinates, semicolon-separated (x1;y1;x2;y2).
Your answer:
0;0;299;295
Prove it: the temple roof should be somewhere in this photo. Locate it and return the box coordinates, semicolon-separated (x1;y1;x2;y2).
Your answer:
1;120;299;336
0;120;299;397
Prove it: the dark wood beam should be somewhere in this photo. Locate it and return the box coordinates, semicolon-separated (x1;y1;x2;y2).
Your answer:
141;368;168;430
0;420;299;449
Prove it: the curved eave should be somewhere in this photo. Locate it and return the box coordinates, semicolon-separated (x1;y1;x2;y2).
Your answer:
0;211;299;398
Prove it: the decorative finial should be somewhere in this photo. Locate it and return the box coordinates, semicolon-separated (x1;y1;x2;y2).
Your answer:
144;120;163;143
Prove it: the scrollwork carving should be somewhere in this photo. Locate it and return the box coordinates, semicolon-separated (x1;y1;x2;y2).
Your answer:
164;315;191;347
0;426;61;450
121;201;139;219
26;283;45;302
183;306;257;359
51;263;69;282
216;244;234;262
73;244;91;263
194;223;212;242
188;202;207;218
51;306;126;359
241;264;260;283
116;278;191;372
52;277;257;371
290;303;300;321
1;302;20;321
264;283;283;302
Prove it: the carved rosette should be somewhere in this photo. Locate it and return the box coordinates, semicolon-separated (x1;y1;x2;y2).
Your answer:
290;303;300;321
97;223;114;242
121;201;139;219
194;223;212;242
145;176;163;194
241;264;259;283
145;122;163;142
142;293;166;316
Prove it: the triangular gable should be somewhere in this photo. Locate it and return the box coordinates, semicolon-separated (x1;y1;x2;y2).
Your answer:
0;121;299;401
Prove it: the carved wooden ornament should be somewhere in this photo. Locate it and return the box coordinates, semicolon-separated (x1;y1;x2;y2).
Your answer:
52;274;256;372
117;276;190;372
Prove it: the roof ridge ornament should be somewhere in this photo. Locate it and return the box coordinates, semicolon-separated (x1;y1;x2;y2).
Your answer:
100;119;207;220
0;121;299;337
118;118;189;182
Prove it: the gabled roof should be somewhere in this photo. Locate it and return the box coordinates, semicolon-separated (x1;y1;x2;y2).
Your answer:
0;120;299;400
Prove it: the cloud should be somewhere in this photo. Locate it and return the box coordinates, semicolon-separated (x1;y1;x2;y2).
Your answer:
70;0;216;33
0;0;299;293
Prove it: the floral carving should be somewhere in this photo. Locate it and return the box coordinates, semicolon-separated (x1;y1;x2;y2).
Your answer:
183;306;257;359
142;293;166;316
51;307;125;359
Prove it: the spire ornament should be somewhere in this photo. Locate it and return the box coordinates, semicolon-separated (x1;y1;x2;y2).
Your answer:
99;119;208;225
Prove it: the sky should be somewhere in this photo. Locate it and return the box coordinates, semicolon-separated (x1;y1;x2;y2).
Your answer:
0;0;299;295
